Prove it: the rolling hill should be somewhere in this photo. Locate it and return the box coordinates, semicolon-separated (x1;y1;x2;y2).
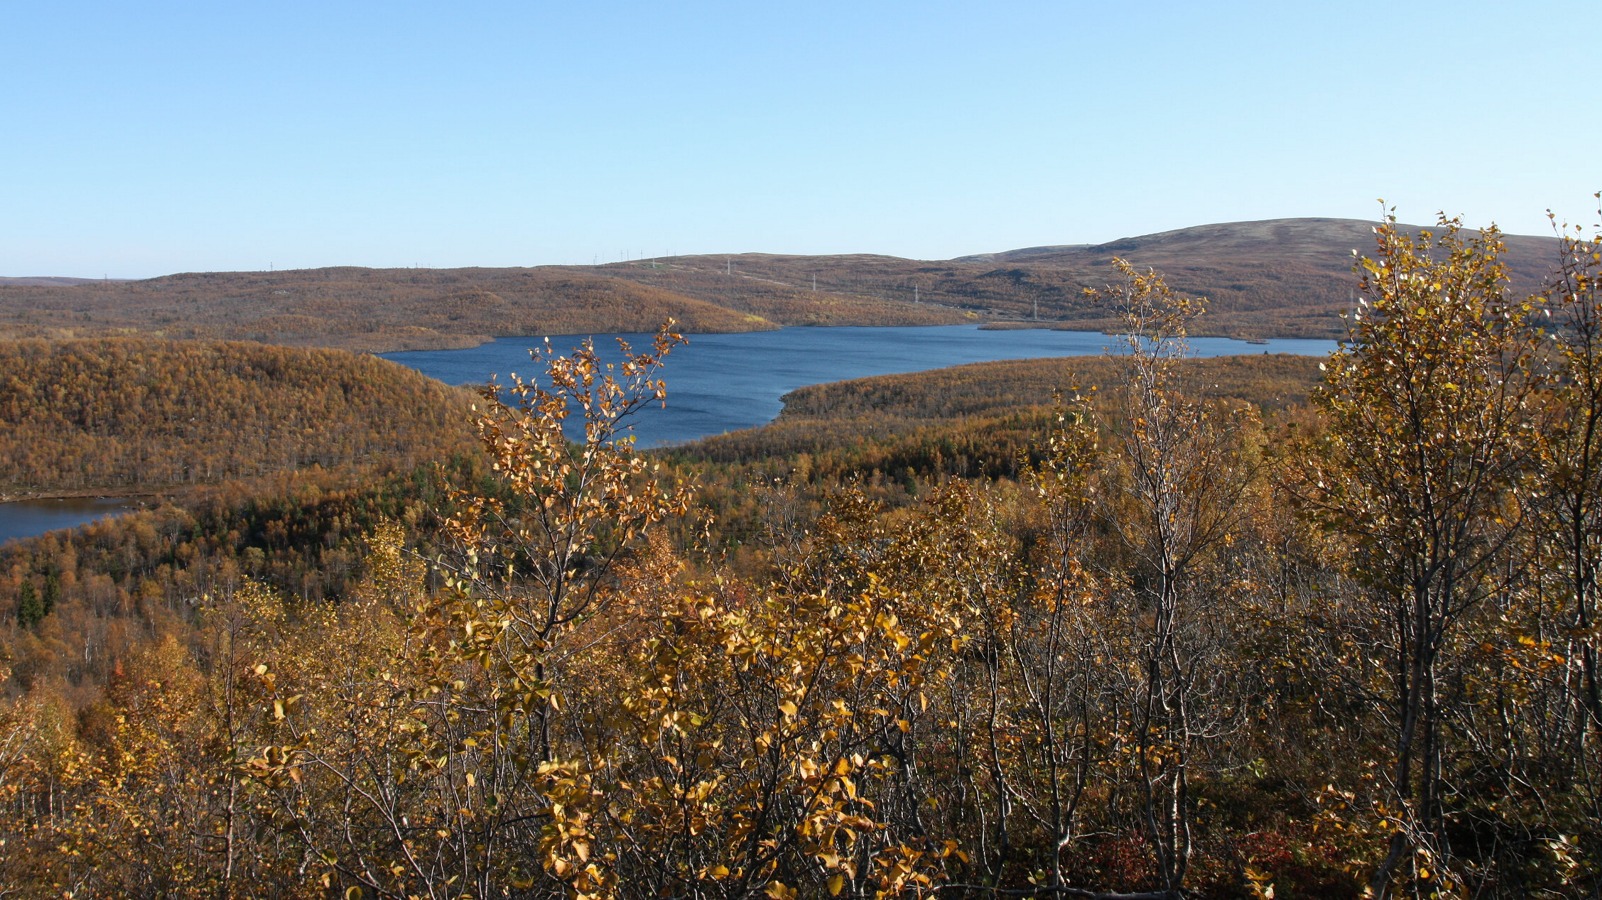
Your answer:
0;218;1565;350
597;218;1563;341
0;338;480;497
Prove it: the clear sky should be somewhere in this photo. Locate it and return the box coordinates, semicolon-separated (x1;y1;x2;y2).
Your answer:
3;1;1599;278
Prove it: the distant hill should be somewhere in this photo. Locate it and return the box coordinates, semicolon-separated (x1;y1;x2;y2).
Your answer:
0;218;1564;350
971;218;1561;334
0;276;128;287
0;268;791;352
602;218;1562;341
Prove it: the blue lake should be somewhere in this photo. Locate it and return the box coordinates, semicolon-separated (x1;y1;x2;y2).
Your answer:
0;497;135;547
0;327;1334;545
383;325;1337;447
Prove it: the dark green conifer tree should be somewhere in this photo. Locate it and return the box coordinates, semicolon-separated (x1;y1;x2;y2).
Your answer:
17;581;44;628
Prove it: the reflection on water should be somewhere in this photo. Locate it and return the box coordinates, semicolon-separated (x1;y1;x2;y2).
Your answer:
0;498;135;546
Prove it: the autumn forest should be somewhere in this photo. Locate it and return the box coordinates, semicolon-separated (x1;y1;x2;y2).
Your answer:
4;213;1602;899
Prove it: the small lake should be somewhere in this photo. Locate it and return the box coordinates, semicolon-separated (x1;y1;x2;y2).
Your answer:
0;497;135;547
383;325;1336;447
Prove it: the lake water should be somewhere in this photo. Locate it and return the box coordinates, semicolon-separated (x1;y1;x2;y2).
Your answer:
0;497;134;547
0;327;1333;545
383;325;1336;447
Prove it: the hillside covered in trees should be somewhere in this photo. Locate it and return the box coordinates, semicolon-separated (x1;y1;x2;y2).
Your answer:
0;218;1567;351
0;339;479;497
1;214;1600;897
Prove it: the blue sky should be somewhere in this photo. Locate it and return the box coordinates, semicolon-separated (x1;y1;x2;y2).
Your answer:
3;1;1598;278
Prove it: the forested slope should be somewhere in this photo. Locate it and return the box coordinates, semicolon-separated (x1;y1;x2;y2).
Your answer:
677;353;1320;486
0;338;479;495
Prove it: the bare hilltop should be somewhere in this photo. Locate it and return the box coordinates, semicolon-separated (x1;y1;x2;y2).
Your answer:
0;218;1563;351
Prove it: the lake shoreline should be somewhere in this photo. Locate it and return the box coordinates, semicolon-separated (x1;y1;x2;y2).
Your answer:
0;488;155;503
0;496;145;547
377;320;1341;355
384;325;1338;449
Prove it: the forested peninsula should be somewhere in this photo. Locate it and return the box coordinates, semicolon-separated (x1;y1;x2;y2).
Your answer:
0;339;477;497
